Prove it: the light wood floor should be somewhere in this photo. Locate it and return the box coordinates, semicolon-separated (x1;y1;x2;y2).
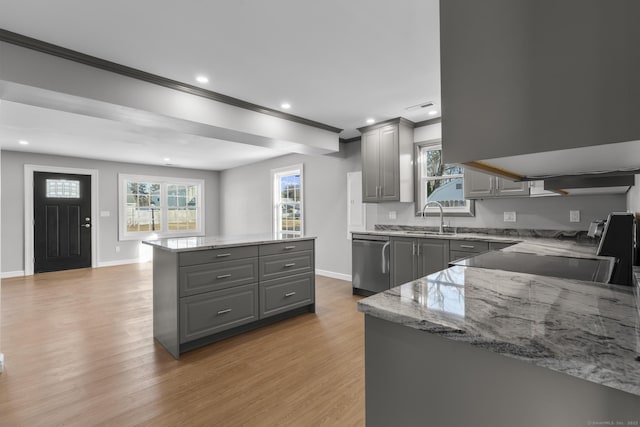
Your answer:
0;264;365;426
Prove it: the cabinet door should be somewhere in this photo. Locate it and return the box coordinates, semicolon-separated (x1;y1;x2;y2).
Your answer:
361;130;381;202
417;239;449;277
390;237;417;287
496;177;530;196
463;169;494;199
378;125;400;201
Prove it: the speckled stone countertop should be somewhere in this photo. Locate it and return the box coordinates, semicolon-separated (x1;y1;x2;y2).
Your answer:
143;233;316;252
354;226;605;259
357;227;640;397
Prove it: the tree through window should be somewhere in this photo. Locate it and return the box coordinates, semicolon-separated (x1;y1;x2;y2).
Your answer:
272;165;304;236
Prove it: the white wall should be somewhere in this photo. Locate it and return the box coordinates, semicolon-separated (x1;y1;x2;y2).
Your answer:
1;150;221;274
627;174;640;214
368;122;628;230
220;143;361;278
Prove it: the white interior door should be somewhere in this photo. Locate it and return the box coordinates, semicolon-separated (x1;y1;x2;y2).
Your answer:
347;171;366;239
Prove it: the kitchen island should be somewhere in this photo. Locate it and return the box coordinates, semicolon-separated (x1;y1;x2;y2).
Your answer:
144;234;316;358
358;236;640;426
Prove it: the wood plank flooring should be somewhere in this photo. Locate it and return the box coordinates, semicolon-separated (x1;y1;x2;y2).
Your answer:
0;264;365;426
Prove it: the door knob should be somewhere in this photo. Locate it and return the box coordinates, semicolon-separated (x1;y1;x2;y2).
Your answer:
82;224;91;228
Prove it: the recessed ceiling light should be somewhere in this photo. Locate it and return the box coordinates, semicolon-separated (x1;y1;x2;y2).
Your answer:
281;102;291;109
163;157;171;162
428;110;438;116
19;140;29;145
195;75;209;84
366;118;375;124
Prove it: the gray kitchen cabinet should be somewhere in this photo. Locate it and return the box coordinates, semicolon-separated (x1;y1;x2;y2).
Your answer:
440;1;640;165
488;241;516;251
391;237;449;287
150;238;316;359
464;169;529;199
449;239;489;264
359;118;414;203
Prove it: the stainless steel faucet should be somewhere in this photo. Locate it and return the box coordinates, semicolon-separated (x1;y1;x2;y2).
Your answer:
421;201;444;234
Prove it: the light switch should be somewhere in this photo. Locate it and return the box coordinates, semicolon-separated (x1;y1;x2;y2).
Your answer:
570;210;580;223
503;211;517;222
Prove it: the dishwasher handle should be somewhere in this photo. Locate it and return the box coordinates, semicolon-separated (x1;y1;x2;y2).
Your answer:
381;241;391;274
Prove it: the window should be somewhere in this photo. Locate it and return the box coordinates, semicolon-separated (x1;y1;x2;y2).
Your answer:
46;179;80;198
119;174;204;240
415;141;474;216
272;165;304;236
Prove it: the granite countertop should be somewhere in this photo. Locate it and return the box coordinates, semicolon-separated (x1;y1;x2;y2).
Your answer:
357;227;640;397
353;228;605;259
143;233;316;252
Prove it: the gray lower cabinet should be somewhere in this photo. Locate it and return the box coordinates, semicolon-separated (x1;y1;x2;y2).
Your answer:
180;283;258;343
260;272;314;318
152;239;315;359
391;237;449;287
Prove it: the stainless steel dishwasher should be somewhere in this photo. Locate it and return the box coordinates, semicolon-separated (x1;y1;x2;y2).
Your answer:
352;233;390;296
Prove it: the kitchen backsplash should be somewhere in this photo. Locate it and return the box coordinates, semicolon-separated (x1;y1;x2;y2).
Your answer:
367;193;627;232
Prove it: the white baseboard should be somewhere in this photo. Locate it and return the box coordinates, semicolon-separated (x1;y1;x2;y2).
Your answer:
315;269;352;282
97;258;145;268
1;270;25;279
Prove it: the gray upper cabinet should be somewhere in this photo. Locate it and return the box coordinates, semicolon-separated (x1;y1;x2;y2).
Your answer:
464;169;529;199
359;118;414;203
440;0;640;165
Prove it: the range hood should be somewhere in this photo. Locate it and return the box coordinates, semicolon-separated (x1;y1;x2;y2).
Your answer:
440;0;640;181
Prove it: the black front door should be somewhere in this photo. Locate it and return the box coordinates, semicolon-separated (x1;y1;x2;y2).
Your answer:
34;172;92;273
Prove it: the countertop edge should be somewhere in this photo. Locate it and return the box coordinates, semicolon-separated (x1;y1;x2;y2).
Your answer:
143;236;317;252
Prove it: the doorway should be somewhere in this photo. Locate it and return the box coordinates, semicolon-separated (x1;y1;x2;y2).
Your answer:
33;172;92;273
24;165;99;276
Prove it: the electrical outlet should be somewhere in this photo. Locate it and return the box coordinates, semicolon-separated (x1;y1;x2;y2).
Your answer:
115;246;120;253
503;211;517;222
570;210;580;223
388;211;397;220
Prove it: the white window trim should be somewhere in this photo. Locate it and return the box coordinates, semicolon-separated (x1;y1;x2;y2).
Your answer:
415;140;474;217
24;164;99;276
271;164;304;236
118;174;205;241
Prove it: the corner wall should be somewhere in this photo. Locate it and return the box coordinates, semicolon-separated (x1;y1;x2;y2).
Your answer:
220;142;361;278
1;150;221;274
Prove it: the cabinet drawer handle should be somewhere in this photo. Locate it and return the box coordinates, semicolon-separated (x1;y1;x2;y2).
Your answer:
217;308;232;315
216;274;232;279
284;245;297;250
284;263;296;267
285;292;297;297
459;245;475;249
216;253;231;258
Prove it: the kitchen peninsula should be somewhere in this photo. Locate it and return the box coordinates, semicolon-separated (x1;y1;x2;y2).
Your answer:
358;233;640;426
144;234;316;359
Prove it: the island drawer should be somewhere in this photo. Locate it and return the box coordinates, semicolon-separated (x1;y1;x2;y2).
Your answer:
179;258;258;297
449;240;489;253
259;240;313;256
179;283;258;343
260;272;314;318
179;245;258;267
259;251;313;281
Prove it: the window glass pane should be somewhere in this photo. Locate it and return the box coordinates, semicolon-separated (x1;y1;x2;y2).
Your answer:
167;185;177;196
46;179;80;198
425;177;466;207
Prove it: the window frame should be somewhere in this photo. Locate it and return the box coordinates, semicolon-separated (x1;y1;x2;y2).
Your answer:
271;164;304;236
118;173;205;241
414;140;475;217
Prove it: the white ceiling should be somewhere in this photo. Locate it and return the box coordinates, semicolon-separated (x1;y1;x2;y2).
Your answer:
0;0;441;170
